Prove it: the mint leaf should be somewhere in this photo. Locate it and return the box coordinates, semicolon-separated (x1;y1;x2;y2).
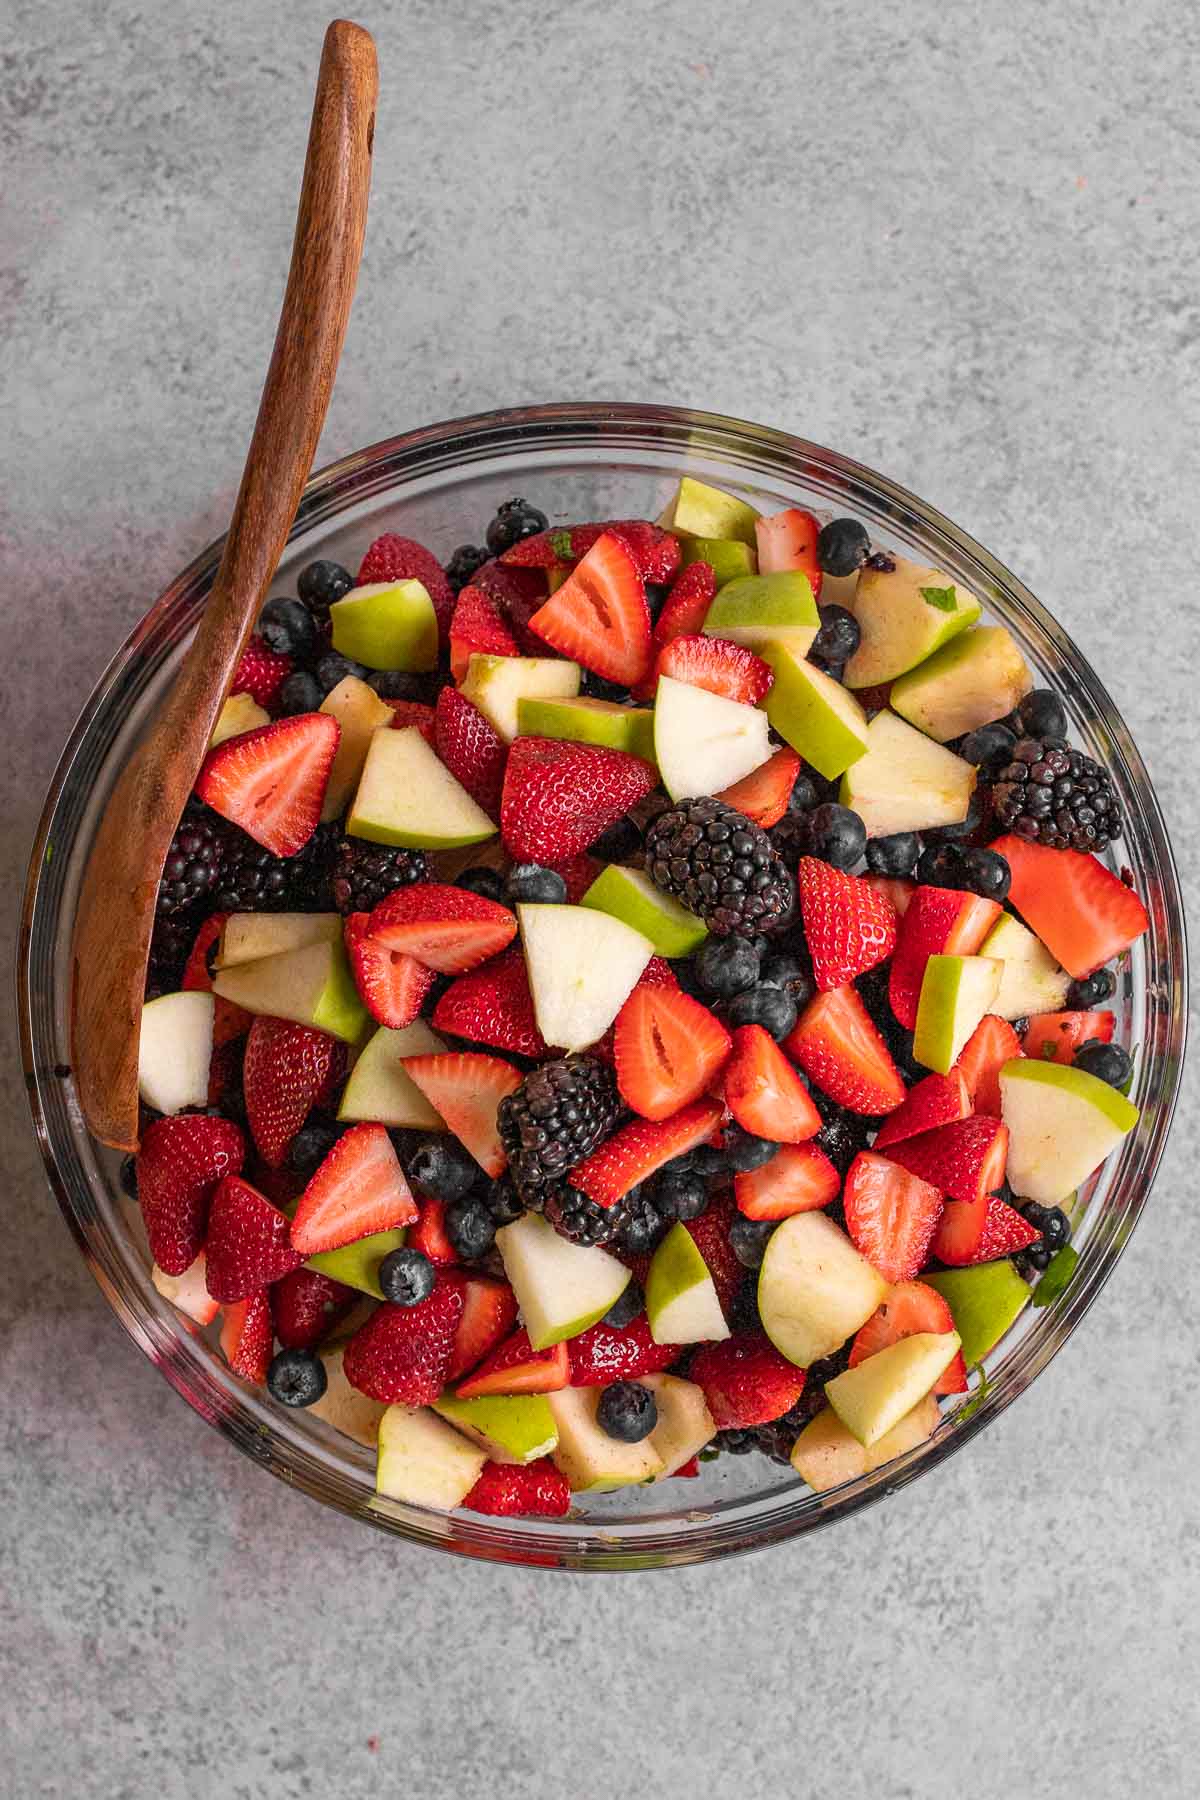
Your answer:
698;1447;720;1463
549;529;573;559
958;1362;991;1422
1032;1245;1080;1307
919;584;958;612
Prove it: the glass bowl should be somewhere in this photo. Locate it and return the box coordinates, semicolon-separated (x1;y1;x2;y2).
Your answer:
17;403;1188;1570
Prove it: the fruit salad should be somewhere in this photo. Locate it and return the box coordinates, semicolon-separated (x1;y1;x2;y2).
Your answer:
132;478;1148;1518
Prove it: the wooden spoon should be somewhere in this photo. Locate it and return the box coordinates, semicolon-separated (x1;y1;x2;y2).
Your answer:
71;20;378;1151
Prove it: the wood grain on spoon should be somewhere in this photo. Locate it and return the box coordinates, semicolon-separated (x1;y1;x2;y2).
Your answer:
71;20;378;1152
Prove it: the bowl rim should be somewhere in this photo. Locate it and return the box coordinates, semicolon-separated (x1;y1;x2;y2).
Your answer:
17;399;1189;1569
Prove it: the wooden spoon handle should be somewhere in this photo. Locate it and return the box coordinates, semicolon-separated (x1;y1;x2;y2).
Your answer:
72;20;378;1151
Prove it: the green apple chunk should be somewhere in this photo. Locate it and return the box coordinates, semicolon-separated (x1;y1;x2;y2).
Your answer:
347;726;496;848
547;1386;665;1491
924;1262;1031;1366
319;676;396;820
433;1393;558;1465
640;1373;717;1478
306;1227;410;1300
825;1332;961;1448
519;903;653;1051
838;709;977;837
215;911;341;969
580;864;708;958
762;646;870;780
459;653;581;743
654;673;771;802
646;1223;731;1346
210;691;269;748
212;938;368;1044
758;1212;889;1368
843;555;982;690
913;954;1003;1074
495;1211;630;1350
978;913;1070;1019
702;571;820;656
679;537;757;587
309;1346;387;1446
790;1394;940;1492
138;992;215;1115
375;1404;487;1509
338;1021;447;1129
330;580;438;672
517;693;656;762
1000;1058;1139;1205
659;475;760;545
890;625;1033;743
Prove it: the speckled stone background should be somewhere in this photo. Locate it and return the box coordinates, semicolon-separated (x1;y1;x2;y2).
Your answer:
3;1;1197;1794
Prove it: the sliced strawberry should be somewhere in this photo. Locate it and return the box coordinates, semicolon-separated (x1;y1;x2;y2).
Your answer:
500;735;657;864
843;1151;945;1284
955;1015;1023;1117
384;699;437;745
195;712;339;857
683;1193;743;1312
367;882;517;974
456;1327;570;1398
1022;1010;1116;1065
723;1024;822;1143
862;874;915;919
527;532;652;685
341;1274;467;1405
931;1193;1039;1267
401;1053;523;1177
589;956;679;1064
874;1069;972;1150
885;1116;1010;1206
549;852;603;904
270;1266;356;1351
355;532;455;641
689;1331;806;1428
887;885;1002;1029
796;858;898;992
754;507;823;597
734;1141;841;1219
432;947;549;1058
449;584;518;682
219;1290;274;1384
716;747;802;828
850;1280;968;1395
343;911;433;1029
571;1097;725;1206
407;1198;458;1265
503;519;680;585
567;1313;679;1386
468;559;549;654
231;636;293;711
613;986;732;1122
182;914;253;1045
674;1456;702;1478
434;686;507;819
785;986;906;1115
445;1276;520;1383
990;834;1148;980
651;560;717;651
654;633;773;706
242;1016;346;1168
462;1458;572;1518
289;1123;418;1255
135;1114;245;1276
204;1176;305;1302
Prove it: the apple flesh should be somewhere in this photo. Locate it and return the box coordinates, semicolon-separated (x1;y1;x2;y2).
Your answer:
645;1222;732;1345
758;1212;889;1368
913;954;1003;1074
580;864;708;958
978;913;1071;1019
152;1253;220;1327
347;726;496;849
825;1331;961;1447
547;1386;665;1491
210;692;269;747
459;653;581;743
843;555;982;690
433;1392;558;1465
138;991;215;1116
330;580;438;671
762;646;870;780
215;911;341;969
790;1394;940;1493
375;1403;487;1509
1000;1058;1139;1204
518;902;653;1051
306;1227;410;1300
890;625;1033;742
701;571;820;656
517;693;656;762
653;673;771;801
924;1262;1031;1366
495;1211;631;1350
319;675;396;820
308;1346;387;1446
640;1373;717;1477
659;475;760;545
839;709;977;837
338;1020;447;1129
213;939;368;1044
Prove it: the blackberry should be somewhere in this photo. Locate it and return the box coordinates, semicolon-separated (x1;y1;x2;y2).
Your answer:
805;802;866;870
485;498;549;556
986;737;1122;852
497;1055;623;1209
544;1185;629;1247
329;838;429;913
211;829;306;912
444;544;490;593
645;797;793;938
619;1190;667;1256
157;810;225;917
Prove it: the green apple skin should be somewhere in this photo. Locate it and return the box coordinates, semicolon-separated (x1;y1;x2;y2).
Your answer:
347;726;497;848
889;626;1033;743
979;914;1071;1020
459;654;581;743
662;476;760;545
306;1227;409;1300
924;1263;1031;1367
838;710;976;837
843;556;982;690
212;939;368;1044
547;1386;665;1491
319;675;397;820
645;1222;731;1345
824;1331;961;1448
329;580;439;671
702;571;820;655
912;954;1003;1074
758;1212;888;1368
580;864;708;958
653;674;771;802
495;1212;631;1350
138;991;215;1116
762;646;870;780
679;537;757;587
518;903;653;1051
210;692;269;747
433;1393;558;1465
338;1021;447;1130
999;1058;1139;1205
376;1404;487;1509
517;694;656;763
216;912;341;969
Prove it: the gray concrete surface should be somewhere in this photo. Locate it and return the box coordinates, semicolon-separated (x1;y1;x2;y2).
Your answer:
3;1;1198;1795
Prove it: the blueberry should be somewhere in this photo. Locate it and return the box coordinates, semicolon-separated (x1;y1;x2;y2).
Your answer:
1041;1206;1072;1251
482;1177;524;1225
1073;1041;1132;1088
730;1214;775;1269
297;559;354;615
505;864;568;905
603;1282;644;1328
1015;689;1069;739
581;671;629;702
620;1192;666;1256
316;651;368;695
809;604;861;671
960;722;1018;768
805;803;866;870
786;774;823;815
287;1122;341;1179
378;1246;436;1307
456;866;506;902
444;544;490;593
407;1136;479;1203
865;832;920;877
596;1380;658;1443
485;498;549;556
445;1195;497;1261
816;517;871;578
759;954;814;1012
367;669;430;702
725;983;798;1040
653;1169;708;1221
1067;967;1116;1008
589;816;642;862
644;582;671;622
278;670;323;714
259;596;318;660
721;1126;780;1173
267;1348;328;1407
695;934;761;999
921;792;983;842
1016;1241;1053;1276
915;842;968;888
958;846;1011;902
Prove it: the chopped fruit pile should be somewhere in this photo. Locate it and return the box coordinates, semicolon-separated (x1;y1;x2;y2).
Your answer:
133;479;1148;1516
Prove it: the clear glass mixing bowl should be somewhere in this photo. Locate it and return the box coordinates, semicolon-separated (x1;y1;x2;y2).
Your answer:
17;403;1188;1569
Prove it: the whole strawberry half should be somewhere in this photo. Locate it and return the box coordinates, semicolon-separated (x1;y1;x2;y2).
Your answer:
722;1023;821;1144
434;686;507;820
242;1016;346;1168
462;1458;572;1518
195;712;340;857
689;1330;806;1429
566;1313;679;1386
356;533;456;641
341;1274;467;1405
231;635;293;711
384;699;437;745
204;1176;305;1303
500;735;657;864
271;1266;357;1352
449;584;519;682
796;858;898;991
431;947;549;1059
651;560;717;651
683;1193;744;1312
843;1150;944;1284
135;1114;246;1276
219;1290;275;1384
368;882;517;974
